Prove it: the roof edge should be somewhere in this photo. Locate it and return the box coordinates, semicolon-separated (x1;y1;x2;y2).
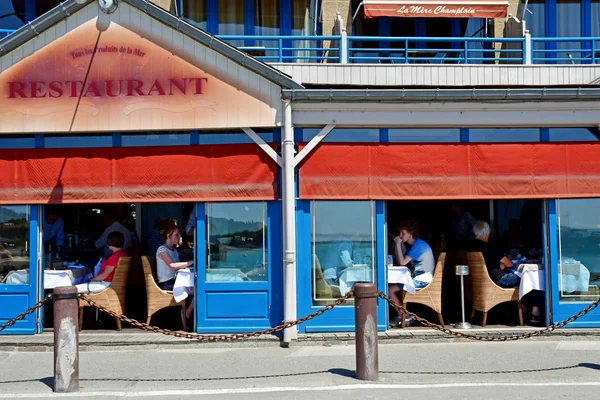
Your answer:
282;88;600;102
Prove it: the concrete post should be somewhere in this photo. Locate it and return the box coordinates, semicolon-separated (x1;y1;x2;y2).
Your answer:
53;286;79;393
354;283;379;381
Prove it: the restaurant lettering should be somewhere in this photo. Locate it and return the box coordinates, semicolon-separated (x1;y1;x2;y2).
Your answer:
7;77;209;99
396;5;476;16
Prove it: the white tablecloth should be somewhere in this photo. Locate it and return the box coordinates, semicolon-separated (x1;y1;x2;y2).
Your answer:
3;267;90;288
515;267;545;299
387;266;417;295
173;268;194;303
44;266;91;289
339;265;372;295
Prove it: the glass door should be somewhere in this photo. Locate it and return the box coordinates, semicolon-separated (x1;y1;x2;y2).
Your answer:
0;205;40;334
549;199;600;326
297;200;387;333
195;201;282;333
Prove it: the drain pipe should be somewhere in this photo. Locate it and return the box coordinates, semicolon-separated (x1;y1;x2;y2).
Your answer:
282;99;297;346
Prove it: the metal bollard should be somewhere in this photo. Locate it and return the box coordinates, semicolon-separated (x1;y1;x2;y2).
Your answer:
353;282;379;381
53;286;79;393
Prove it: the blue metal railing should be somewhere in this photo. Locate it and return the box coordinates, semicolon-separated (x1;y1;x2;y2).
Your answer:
2;26;600;65
531;37;600;64
216;35;342;63
347;36;525;64
0;29;16;39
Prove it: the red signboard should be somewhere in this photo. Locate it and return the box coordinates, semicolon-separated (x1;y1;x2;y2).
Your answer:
363;0;508;18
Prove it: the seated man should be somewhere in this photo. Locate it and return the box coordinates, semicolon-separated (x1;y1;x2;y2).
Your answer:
388;220;435;327
75;231;127;294
320;235;354;286
467;220;544;325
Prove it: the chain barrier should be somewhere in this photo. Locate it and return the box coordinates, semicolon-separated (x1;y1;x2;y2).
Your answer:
0;294;52;333
379;291;600;341
80;292;354;341
5;291;596;341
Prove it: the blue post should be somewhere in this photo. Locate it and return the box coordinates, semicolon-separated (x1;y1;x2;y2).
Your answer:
464;40;469;64
279;38;283;62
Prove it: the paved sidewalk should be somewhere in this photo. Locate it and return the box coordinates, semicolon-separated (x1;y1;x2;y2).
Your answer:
2;326;600;351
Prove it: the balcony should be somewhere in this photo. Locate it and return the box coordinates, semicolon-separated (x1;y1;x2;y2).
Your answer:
217;35;600;65
0;29;14;39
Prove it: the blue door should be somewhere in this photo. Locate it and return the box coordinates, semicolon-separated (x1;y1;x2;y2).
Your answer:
195;201;283;333
296;200;387;333
0;205;40;334
548;199;600;327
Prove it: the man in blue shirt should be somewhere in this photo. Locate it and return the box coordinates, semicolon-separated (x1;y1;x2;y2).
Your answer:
43;210;65;252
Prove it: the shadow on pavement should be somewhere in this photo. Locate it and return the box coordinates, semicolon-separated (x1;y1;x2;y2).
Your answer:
381;364;582;375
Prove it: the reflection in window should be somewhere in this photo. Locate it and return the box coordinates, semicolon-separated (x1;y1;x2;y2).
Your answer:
549;128;600;142
469;128;540;143
557;199;600;303
0;205;30;285
0;135;35;149
121;132;191;147
206;202;267;282
219;0;244;35
389;129;460;143
181;0;207;30
523;0;545;63
556;0;581;64
44;135;112;148
311;201;375;305
302;128;380;142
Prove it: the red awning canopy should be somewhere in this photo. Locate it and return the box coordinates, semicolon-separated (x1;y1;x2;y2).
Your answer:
360;0;509;18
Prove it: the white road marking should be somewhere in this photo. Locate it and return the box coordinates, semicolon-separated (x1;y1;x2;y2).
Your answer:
2;382;600;398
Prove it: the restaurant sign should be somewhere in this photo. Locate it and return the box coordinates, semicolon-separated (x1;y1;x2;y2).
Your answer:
0;19;276;133
363;0;508;18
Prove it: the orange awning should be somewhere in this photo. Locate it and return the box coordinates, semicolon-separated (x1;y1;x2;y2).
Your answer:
360;0;509;18
299;143;600;200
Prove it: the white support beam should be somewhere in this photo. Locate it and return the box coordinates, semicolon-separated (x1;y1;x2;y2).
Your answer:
293;124;335;168
242;127;282;166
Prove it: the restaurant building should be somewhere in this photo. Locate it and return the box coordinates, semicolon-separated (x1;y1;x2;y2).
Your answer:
0;0;599;341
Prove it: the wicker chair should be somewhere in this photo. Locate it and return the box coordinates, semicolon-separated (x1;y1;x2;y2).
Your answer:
402;253;446;328
78;256;131;331
314;255;341;300
467;252;523;327
142;256;186;330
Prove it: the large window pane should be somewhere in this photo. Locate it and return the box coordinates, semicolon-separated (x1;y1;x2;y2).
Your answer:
592;0;600;38
312;201;375;305
121;132;191;147
0;135;35;148
0;205;30;285
182;0;207;30
523;0;545;63
206;202;267;282
44;135;112;148
469;128;540;143
557;199;600;303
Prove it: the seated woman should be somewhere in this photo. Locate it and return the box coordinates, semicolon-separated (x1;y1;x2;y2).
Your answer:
156;222;194;320
387;220;435;327
75;231;127;294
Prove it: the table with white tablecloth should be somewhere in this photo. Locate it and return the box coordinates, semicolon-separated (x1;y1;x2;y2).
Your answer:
559;260;591;294
515;264;545;299
3;265;91;288
387;266;417;295
339;265;372;295
172;267;247;303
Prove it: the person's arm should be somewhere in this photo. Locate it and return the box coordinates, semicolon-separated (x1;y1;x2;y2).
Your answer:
90;265;115;281
158;251;193;271
499;256;514;270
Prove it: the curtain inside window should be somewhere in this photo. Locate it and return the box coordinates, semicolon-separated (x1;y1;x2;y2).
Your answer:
556;0;581;63
292;0;317;62
182;0;207;31
219;0;244;35
523;0;545;63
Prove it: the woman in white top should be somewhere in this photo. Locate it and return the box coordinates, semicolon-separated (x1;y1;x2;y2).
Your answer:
156;222;194;320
